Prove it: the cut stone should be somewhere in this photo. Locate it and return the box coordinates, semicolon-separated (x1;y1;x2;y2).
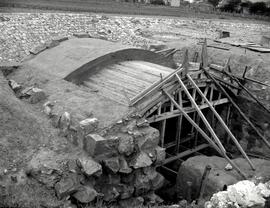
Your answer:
103;157;120;174
117;184;134;199
155;146;166;165
119;197;144;208
84;134;118;158
72;186;97;203
45;40;60;49
52;36;68;42
100;185;120;202
30;44;46;55
79;118;99;135
134;170;151;196
136;127;160;150
144;192;164;205
73;32;90;38
129;151;153;169
150;172;164;191
54;174;81;199
119;156;132;174
118;135;134;156
77;156;102;177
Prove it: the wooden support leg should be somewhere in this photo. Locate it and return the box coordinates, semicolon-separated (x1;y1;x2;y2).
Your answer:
187;74;255;170
203;69;270;151
160;119;166;148
163;89;247;179
176;74;226;153
176;91;183;153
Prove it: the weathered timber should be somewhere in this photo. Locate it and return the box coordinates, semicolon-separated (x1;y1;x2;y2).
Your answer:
187;74;255;170
204;69;270;150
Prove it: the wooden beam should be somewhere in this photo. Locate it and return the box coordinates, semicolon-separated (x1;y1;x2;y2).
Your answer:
225;71;270;114
163;90;247;179
130;67;184;106
204;69;270;150
163;144;210;164
147;98;229;123
187;74;255;170
176;74;226;152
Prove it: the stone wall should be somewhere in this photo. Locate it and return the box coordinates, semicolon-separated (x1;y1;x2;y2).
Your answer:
40;100;166;206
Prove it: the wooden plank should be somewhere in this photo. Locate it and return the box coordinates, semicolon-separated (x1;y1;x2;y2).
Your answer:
121;61;172;76
114;64;160;83
130;67;184;106
187;74;255;170
132;61;175;73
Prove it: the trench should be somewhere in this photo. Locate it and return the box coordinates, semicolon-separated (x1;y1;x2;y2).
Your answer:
146;85;248;204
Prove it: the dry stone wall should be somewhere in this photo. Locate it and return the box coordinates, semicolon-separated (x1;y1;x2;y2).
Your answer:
40;99;167;205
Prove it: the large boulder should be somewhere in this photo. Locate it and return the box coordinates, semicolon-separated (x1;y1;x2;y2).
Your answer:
129;151;153;169
118;135;135;156
176;156;270;201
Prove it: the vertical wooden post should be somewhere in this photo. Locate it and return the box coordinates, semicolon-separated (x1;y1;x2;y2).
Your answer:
163;89;247;179
160;120;166;148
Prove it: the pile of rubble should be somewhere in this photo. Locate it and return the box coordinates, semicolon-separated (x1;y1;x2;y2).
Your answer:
205;180;270;208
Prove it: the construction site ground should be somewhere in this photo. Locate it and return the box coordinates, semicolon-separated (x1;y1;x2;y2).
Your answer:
0;9;270;208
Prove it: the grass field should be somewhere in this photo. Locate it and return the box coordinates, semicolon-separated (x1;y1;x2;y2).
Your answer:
1;0;269;22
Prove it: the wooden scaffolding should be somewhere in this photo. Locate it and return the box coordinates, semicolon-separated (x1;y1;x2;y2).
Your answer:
130;40;270;179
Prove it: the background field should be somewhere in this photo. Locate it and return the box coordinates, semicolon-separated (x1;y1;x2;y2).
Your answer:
1;0;270;22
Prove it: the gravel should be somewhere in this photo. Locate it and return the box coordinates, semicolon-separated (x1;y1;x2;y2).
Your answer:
0;13;269;63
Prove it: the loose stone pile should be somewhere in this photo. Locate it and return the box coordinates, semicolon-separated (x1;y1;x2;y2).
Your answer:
1;13;269;63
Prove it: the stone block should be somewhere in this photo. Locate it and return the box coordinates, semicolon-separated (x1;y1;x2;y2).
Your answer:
72;185;97;203
54;174;81;199
119;156;132;174
84;134;119;158
100;184;120;202
103;157;120;174
134;170;151;196
45;40;60;49
129;151;153;169
117;184;134;199
30;44;46;55
73;32;90;38
79;118;98;135
59;112;71;130
77;156;102;177
150;172;164;191
136;127;160;150
119;197;144;208
155;146;166;165
118;135;134;156
52;36;68;42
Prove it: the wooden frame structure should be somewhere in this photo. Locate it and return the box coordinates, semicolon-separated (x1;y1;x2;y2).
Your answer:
130;40;270;179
